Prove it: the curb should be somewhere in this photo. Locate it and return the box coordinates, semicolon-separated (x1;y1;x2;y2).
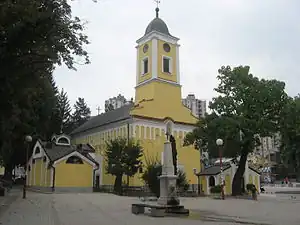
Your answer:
27;188;53;194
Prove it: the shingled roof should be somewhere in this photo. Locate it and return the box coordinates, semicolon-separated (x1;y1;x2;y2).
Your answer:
197;164;231;176
39;141;98;165
71;103;133;135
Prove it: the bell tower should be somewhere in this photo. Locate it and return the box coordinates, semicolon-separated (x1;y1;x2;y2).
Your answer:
135;7;181;102
131;6;197;125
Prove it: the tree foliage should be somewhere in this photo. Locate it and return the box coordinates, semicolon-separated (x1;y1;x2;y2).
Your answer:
184;114;242;159
0;0;90;176
280;95;300;180
51;89;72;134
71;97;91;130
185;66;288;195
105;138;143;194
141;158;189;197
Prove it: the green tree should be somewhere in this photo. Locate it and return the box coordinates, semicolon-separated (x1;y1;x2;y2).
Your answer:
72;97;91;129
185;66;287;195
0;0;90;178
141;159;190;197
280;95;300;181
184;113;242;160
54;89;72;134
105;138;143;194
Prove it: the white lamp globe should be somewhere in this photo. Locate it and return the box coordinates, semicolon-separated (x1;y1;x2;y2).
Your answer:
25;135;32;143
216;138;223;146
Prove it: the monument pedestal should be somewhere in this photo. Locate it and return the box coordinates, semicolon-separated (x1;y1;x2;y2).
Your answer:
131;140;189;217
157;174;178;205
157;141;180;206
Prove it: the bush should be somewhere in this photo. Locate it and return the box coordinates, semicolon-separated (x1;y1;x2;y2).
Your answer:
210;185;222;194
141;162;161;197
141;159;190;197
177;170;190;192
246;183;256;193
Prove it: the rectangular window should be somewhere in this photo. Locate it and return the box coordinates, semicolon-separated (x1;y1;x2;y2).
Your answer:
163;56;172;74
142;57;149;75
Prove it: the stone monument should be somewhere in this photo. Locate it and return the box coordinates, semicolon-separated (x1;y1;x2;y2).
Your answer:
131;121;189;217
157;140;179;205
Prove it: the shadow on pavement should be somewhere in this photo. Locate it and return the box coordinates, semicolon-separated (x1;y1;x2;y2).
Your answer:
186;210;271;225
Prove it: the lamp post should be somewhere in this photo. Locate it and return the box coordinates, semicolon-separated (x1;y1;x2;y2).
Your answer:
216;138;225;200
193;168;201;195
23;135;32;199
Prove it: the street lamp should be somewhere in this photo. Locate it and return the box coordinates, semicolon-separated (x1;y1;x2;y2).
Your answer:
193;168;201;195
23;135;32;199
216;138;225;200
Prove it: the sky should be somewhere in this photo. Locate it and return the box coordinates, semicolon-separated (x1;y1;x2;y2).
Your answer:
54;0;300;116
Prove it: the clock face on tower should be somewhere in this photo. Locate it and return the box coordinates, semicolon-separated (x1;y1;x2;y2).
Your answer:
163;43;171;52
143;44;149;53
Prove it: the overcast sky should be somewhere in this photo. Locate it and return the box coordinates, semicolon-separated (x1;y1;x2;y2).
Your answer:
54;0;300;116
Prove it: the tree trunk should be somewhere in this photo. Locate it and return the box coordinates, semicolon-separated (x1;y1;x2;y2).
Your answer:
3;164;13;188
113;174;123;195
232;150;248;196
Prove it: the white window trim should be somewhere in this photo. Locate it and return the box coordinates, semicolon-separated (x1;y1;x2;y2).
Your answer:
162;55;172;74
141;56;149;76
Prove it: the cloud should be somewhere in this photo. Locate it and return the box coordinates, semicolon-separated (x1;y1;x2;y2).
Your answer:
54;0;300;115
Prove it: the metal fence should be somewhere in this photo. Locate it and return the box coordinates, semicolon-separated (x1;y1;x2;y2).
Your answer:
93;184;199;197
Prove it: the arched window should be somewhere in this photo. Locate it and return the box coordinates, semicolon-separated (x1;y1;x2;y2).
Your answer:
209;176;215;187
35;147;40;154
57;137;69;144
66;156;83;164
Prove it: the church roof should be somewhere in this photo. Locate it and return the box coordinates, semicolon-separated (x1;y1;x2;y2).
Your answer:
145;17;170;36
197;163;261;176
144;8;171;36
70;103;133;136
39;141;97;165
198;164;231;176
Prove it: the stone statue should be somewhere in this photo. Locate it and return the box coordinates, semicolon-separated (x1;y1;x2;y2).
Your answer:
169;135;177;175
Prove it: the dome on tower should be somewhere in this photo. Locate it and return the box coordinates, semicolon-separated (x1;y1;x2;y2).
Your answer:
144;8;171;36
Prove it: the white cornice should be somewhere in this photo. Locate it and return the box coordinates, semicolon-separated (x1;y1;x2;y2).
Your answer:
136;31;179;46
133;117;195;132
135;77;181;89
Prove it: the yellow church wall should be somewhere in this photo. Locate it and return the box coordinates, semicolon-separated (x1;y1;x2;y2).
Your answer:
225;174;231;194
28;158;52;187
201;176;207;193
133;81;198;125
254;176;259;190
249;174;253;184
46;169;51;187
34;159;42;186
72;120;200;187
157;40;177;83
54;159;93;188
138;41;152;83
0;166;4;175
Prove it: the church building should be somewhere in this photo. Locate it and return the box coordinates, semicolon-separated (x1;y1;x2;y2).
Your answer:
71;7;200;188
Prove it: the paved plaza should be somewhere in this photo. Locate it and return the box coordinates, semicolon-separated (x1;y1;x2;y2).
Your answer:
0;191;299;225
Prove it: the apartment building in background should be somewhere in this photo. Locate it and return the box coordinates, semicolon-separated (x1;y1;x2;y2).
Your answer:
104;94;131;112
254;133;281;164
182;94;207;118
